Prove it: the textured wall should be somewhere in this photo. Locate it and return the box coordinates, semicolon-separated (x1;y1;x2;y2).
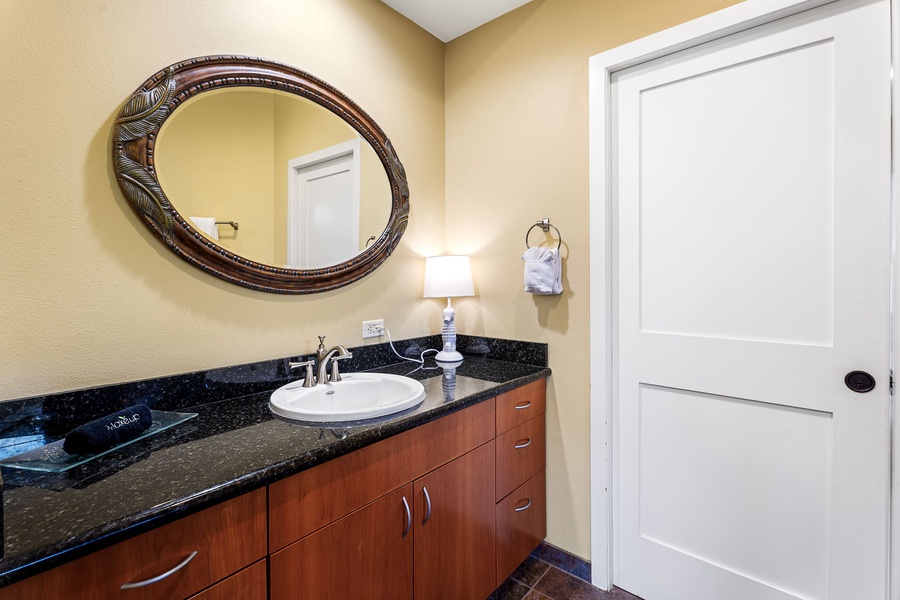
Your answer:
0;0;445;400
444;0;743;560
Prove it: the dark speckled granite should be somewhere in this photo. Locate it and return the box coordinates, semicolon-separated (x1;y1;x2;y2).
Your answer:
0;337;549;587
458;335;548;367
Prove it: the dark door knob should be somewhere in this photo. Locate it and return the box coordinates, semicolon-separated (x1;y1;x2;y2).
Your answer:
845;371;875;393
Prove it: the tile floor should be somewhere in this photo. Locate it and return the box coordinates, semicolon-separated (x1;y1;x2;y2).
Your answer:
487;555;642;600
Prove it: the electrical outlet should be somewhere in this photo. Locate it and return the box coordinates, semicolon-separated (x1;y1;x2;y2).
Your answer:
362;319;384;339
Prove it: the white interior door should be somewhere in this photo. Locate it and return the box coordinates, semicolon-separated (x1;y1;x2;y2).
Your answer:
287;139;361;269
611;1;891;599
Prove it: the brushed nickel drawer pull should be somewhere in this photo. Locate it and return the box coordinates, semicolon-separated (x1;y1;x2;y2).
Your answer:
515;498;533;512
515;438;532;449
422;486;432;526
514;401;532;410
120;551;198;589
402;496;411;538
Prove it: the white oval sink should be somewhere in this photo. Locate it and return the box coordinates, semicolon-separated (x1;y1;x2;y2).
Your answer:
270;372;426;422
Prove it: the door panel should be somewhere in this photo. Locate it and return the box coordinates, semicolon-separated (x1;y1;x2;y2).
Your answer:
612;1;891;599
638;39;835;346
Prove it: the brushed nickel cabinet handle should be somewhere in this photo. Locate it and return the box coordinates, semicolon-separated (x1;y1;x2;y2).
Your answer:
120;551;198;589
514;401;532;410
515;438;532;449
422;486;432;526
515;498;533;512
402;496;411;538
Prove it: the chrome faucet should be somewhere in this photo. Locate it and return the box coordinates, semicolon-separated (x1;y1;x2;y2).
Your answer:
315;336;353;384
287;358;316;388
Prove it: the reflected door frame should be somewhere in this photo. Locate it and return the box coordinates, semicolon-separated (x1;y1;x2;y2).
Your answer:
286;138;361;269
588;0;900;594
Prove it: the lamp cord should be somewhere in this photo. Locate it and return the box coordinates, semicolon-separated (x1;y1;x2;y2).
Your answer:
379;326;439;365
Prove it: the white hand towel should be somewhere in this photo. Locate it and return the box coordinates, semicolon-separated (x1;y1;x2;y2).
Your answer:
522;246;562;295
189;216;218;241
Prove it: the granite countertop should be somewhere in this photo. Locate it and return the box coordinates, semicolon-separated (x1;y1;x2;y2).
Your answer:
0;337;550;588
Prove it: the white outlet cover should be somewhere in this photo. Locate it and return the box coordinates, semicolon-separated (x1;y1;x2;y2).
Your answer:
362;319;384;339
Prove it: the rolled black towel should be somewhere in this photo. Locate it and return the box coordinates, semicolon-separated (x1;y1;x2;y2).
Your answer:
62;404;153;455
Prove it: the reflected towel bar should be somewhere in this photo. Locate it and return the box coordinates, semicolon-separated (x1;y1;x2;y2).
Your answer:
215;221;239;231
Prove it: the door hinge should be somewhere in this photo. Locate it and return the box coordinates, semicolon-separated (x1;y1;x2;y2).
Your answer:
890;370;894;395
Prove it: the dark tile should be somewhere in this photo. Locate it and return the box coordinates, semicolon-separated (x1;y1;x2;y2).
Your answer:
533;567;614;600
523;591;552;600
510;555;551;587
487;579;531;600
530;541;591;581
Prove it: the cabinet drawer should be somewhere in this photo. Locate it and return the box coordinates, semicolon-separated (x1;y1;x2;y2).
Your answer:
495;380;545;435
269;399;495;551
186;560;267;600
1;489;267;600
496;470;546;586
496;414;545;502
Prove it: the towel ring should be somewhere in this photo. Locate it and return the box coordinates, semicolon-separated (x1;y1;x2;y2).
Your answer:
525;218;561;250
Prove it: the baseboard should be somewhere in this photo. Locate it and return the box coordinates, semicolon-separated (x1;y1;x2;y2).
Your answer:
530;541;591;582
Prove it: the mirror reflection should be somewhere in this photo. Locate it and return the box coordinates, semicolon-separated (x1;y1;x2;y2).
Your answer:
155;88;392;269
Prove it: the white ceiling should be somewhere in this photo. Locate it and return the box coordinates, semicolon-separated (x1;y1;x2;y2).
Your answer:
380;0;534;42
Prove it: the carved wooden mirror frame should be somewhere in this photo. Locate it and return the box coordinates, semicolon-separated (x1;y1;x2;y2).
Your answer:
112;55;409;294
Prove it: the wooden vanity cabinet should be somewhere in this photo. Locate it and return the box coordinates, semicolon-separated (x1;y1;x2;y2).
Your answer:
0;488;267;600
413;441;496;600
269;379;546;600
268;400;496;552
270;485;415;600
1;378;547;600
269;400;498;600
186;561;267;600
271;441;498;600
494;380;547;586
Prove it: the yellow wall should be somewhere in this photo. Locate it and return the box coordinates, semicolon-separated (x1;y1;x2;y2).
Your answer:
359;144;393;251
445;0;743;560
0;0;445;400
157;90;277;263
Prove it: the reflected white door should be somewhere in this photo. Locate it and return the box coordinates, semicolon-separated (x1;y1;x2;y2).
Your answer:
287;139;360;269
612;1;891;599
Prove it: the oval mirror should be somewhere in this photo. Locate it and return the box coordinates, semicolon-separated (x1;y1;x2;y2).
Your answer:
112;56;409;294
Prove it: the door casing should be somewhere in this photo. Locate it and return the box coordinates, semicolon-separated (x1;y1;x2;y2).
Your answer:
588;0;900;593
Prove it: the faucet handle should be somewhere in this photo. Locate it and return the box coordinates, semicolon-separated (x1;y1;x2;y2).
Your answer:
289;359;316;388
329;352;354;383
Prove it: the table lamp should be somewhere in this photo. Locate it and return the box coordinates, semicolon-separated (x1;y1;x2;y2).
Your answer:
424;256;474;363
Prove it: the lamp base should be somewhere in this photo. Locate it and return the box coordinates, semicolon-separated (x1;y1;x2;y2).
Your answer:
435;350;464;363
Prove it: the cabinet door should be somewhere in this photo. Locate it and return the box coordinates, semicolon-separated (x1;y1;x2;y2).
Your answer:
414;441;496;600
270;485;414;600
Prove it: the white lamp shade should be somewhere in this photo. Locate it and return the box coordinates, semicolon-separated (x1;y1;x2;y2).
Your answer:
423;256;474;298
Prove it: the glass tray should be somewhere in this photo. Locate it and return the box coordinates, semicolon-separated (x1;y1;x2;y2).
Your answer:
0;410;198;473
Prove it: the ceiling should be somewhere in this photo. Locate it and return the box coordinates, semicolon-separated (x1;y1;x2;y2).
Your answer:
380;0;534;42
